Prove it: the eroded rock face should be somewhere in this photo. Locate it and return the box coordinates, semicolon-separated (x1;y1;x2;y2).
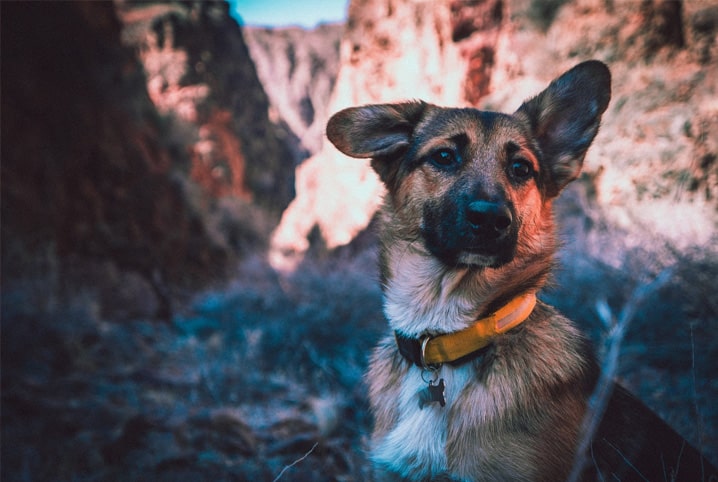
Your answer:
1;1;298;317
243;23;344;160
116;0;295;215
2;1;228;292
269;0;717;270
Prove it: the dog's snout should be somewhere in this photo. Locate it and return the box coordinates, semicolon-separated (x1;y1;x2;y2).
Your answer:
466;201;512;237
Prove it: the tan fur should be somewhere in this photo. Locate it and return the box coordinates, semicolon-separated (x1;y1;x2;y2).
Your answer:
327;61;613;481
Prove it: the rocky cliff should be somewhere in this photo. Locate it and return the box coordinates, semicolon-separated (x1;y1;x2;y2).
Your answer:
243;23;344;160
1;1;295;318
482;0;718;268
269;0;718;271
115;0;295;212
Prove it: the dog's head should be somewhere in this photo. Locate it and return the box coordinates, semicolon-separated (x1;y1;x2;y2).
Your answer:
327;61;610;269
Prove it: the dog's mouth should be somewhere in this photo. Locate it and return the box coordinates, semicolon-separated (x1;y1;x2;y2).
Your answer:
462;245;514;266
428;242;516;269
421;228;517;269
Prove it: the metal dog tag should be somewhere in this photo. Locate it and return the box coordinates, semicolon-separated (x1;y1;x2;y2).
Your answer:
420;378;446;408
429;378;446;406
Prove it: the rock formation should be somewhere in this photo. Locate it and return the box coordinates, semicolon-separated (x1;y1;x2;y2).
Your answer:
243;23;344;160
268;0;717;271
1;1;297;318
115;0;296;214
2;2;217;304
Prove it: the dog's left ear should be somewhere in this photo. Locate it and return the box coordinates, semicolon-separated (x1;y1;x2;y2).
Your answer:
326;101;427;186
515;60;611;197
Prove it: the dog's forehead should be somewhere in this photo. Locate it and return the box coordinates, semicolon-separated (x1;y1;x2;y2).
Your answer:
415;107;526;148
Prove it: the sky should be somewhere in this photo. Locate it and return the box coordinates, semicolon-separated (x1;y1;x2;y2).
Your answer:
228;0;349;28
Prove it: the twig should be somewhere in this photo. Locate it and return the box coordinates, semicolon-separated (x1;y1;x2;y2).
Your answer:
690;322;708;482
602;439;652;482
272;442;319;482
567;269;673;482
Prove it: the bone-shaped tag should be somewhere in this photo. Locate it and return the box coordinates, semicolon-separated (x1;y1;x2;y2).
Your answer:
419;378;446;408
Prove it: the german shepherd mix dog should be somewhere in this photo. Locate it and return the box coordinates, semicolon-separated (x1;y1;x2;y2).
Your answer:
327;61;718;481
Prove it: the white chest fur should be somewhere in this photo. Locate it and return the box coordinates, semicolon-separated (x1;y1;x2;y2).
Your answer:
373;249;525;479
383;251;486;337
372;364;474;480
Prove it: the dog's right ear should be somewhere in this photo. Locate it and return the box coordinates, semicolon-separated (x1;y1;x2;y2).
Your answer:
326;101;427;185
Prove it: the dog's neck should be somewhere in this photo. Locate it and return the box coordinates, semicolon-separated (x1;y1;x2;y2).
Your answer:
380;237;552;339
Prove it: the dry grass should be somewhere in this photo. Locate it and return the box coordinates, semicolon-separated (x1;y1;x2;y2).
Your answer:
2;225;716;480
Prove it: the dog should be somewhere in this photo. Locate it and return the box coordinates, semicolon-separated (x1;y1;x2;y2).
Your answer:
327;60;717;481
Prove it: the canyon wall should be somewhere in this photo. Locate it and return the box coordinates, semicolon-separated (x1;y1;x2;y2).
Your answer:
483;0;718;267
1;1;295;317
243;23;344;160
2;2;222;291
115;0;296;213
269;0;718;270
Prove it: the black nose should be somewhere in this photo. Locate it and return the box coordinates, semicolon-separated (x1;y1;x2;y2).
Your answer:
466;201;512;237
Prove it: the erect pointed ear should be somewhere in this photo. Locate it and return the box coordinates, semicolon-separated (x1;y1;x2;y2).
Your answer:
515;60;611;197
326;101;428;185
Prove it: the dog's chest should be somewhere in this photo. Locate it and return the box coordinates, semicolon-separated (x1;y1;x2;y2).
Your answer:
371;365;475;480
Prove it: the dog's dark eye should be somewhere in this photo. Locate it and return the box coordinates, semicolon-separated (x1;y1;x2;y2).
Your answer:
510;159;533;180
429;148;459;169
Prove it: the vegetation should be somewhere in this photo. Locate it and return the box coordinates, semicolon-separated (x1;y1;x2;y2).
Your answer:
2;224;716;480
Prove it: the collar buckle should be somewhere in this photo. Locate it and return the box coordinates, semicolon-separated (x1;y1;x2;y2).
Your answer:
420;335;441;371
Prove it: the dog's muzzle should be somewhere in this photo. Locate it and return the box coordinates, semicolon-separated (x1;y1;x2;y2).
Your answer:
421;194;518;268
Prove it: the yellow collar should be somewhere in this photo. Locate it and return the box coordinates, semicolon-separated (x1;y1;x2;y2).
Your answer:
396;292;537;368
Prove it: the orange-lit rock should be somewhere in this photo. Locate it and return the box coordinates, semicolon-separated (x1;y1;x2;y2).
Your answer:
270;0;506;270
269;0;717;270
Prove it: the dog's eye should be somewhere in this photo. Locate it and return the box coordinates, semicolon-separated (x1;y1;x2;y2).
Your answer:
510;159;533;180
429;148;459;169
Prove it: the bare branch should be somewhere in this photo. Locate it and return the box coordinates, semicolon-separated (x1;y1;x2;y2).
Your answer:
272;442;319;482
567;269;674;481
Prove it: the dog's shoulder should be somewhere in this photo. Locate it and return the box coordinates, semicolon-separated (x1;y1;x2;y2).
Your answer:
499;300;598;388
